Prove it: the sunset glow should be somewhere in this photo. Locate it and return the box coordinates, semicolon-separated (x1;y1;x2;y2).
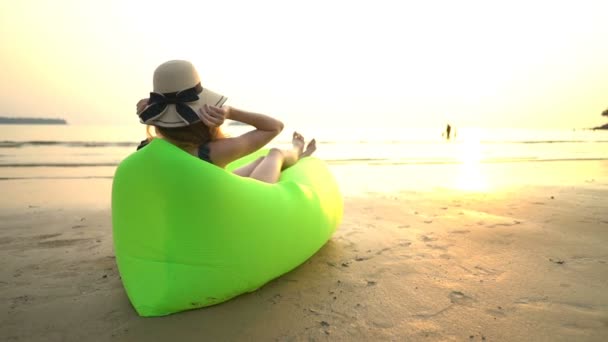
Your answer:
1;0;607;128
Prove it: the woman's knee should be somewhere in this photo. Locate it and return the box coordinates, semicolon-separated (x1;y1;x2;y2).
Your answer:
267;148;284;159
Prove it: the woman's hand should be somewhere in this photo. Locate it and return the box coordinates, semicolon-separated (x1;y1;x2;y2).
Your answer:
199;105;228;128
136;98;149;114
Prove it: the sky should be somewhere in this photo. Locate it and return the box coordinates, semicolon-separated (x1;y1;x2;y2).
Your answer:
0;0;607;128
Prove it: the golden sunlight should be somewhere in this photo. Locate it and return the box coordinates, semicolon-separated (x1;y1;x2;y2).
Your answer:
454;131;488;191
1;0;607;127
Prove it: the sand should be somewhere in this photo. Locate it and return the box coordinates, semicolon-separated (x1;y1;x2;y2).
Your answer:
1;161;608;341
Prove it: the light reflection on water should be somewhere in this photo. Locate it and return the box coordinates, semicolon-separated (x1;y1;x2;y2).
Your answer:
455;133;488;191
0;124;607;190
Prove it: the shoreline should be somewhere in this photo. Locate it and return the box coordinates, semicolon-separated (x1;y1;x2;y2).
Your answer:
0;158;605;187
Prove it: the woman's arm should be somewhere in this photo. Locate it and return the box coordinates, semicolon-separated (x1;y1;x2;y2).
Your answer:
227;107;284;132
204;106;284;168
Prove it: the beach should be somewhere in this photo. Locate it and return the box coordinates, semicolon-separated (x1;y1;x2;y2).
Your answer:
1;159;607;341
3;0;608;339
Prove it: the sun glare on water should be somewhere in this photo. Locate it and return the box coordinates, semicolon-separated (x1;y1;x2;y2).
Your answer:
454;131;488;192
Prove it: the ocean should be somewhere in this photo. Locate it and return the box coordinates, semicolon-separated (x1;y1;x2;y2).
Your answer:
1;124;607;185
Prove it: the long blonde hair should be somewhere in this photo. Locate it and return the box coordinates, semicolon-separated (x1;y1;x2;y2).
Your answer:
146;122;225;150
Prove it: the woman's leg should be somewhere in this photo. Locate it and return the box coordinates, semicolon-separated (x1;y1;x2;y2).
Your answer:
301;139;316;158
232;136;316;178
249;132;315;183
248;149;291;183
232;157;264;177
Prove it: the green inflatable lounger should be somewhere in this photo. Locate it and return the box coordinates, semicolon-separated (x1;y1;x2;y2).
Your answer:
111;138;343;316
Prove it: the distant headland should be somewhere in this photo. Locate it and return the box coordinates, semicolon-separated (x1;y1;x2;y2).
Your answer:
592;108;608;130
0;117;67;125
593;123;608;130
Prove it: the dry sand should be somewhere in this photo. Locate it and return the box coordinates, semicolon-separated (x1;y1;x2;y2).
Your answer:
1;161;607;341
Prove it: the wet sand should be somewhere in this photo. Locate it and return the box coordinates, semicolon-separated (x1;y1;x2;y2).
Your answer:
1;161;607;341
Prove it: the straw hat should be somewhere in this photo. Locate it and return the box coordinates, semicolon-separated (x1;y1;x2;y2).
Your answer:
138;60;227;127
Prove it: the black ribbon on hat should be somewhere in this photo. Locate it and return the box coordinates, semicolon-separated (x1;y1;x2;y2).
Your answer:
139;83;204;124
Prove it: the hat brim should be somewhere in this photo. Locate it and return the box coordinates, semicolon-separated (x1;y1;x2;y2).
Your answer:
140;87;227;128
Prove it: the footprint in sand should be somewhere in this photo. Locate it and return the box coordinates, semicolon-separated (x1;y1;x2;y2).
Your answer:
52;271;81;279
473;265;502;276
486;307;507;317
37;238;92;248
398;240;412;247
414;291;476;319
426;244;449;251
449;291;475;305
486;221;521;228
9;295;31;310
514;296;549;305
513;296;605;330
102;309;130;325
352;246;396;262
375;247;392;255
32;233;62;240
418;234;437;242
449;230;470;234
0;237;14;245
354;256;372;262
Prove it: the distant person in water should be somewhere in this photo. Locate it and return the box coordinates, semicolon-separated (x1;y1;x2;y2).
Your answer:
443;124;452;140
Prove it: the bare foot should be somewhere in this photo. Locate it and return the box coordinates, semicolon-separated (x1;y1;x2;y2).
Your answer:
301;139;316;158
292;132;305;158
280;132;314;170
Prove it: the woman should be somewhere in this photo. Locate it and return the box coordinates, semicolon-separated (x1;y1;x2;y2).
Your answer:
136;60;316;183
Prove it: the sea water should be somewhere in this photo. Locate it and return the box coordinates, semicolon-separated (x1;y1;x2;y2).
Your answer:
0;124;607;190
